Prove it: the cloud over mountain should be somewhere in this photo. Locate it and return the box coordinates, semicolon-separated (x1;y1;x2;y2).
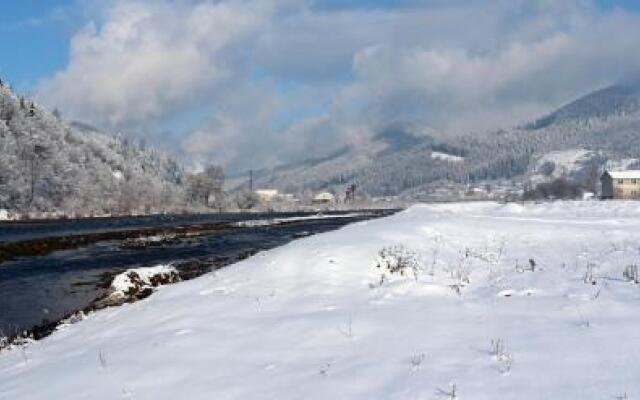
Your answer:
36;0;640;171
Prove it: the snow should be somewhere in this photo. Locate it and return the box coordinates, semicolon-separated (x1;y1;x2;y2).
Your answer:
0;209;10;221
109;265;178;299
605;170;640;179
606;158;640;172
531;148;601;182
2;202;640;399
537;148;594;167
232;213;364;227
431;151;464;162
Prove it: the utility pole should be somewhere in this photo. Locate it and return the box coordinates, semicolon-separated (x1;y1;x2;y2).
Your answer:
249;169;253;192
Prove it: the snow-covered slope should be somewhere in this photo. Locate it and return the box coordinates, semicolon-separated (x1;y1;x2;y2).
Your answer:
248;123;467;196
2;202;640;399
0;85;186;215
249;84;640;197
528;148;605;187
528;84;640;130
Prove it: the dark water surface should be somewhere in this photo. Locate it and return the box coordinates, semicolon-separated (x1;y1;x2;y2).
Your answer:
0;210;364;244
0;211;394;336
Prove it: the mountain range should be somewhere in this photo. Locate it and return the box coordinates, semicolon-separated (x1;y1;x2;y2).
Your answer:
243;84;640;198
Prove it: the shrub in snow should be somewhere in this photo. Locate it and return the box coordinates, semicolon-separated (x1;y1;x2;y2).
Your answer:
490;338;513;374
98;351;108;370
319;362;331;376
516;258;536;272
428;235;443;276
436;383;458;400
409;352;426;371
584;262;598;285
623;265;639;284
374;245;421;281
465;240;506;267
522;177;584;200
338;314;354;339
445;249;473;295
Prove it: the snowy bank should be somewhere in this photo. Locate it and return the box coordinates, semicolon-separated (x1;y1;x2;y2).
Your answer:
96;265;181;307
2;201;640;399
232;212;366;227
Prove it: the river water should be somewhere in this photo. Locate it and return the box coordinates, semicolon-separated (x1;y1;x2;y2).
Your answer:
0;210;393;337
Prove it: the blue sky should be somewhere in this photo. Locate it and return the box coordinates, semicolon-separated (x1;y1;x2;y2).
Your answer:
598;0;640;11
3;0;639;93
3;0;640;170
0;2;74;92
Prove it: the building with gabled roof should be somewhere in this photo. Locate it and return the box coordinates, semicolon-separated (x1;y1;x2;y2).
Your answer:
601;170;640;199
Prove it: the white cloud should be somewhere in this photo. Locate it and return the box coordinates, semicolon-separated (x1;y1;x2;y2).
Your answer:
36;0;640;170
339;4;640;133
38;0;270;125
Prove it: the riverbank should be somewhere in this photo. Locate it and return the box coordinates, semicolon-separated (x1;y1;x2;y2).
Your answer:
0;211;392;262
2;202;640;399
1;254;255;346
0;210;395;343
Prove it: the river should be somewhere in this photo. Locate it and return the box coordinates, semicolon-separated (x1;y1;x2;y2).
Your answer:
0;210;395;338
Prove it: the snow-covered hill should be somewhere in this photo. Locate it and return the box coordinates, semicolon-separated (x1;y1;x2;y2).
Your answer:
248;123;468;197
248;84;640;198
0;84;186;215
527;84;640;130
527;149;605;188
2;202;640;399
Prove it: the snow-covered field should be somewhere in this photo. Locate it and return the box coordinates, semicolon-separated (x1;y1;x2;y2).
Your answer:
2;202;640;399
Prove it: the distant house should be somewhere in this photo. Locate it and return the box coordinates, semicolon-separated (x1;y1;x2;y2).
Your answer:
255;189;279;202
601;170;640;199
313;192;335;204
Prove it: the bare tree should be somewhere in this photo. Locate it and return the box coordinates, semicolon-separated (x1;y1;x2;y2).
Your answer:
204;165;225;210
26;144;48;207
186;165;226;210
586;159;601;195
236;190;259;210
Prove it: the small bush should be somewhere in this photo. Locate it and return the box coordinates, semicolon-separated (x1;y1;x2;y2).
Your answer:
584;262;597;285
516;258;536;273
623;265;639;284
523;177;583;200
490;338;513;374
410;352;426;371
374;245;421;281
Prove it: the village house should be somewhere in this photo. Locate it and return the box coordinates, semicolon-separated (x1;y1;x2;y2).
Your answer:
254;189;297;206
312;192;335;204
601;170;640;199
255;189;280;202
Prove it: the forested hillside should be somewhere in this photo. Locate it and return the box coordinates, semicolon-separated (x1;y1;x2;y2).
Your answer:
249;84;640;197
0;83;187;216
